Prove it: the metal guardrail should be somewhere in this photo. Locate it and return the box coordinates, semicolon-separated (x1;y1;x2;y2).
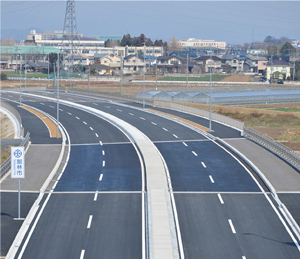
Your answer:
244;127;300;171
3;86;47;92
0;132;30;178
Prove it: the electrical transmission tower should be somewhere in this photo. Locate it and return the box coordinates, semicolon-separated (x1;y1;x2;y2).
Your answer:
62;0;82;75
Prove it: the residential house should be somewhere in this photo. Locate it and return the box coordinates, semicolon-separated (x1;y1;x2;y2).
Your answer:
157;56;185;73
266;58;291;81
195;56;222;73
123;55;145;72
94;53;121;70
90;64;112;75
65;54;90;67
245;56;268;74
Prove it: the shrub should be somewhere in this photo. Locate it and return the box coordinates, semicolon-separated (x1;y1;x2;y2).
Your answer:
0;73;8;80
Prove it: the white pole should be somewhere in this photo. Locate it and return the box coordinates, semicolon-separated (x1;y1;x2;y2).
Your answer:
209;46;212;132
19;51;22;106
88;65;90;92
143;43;145;109
57;50;60;139
155;56;158;90
18;178;21;219
186;53;188;89
120;56;123;95
25;51;27;91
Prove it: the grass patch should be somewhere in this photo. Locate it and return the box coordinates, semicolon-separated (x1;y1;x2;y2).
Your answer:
3;73;49;78
270;108;300;112
158;74;229;82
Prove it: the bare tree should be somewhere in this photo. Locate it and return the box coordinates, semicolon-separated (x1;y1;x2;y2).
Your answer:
168;36;183;53
1;37;16;46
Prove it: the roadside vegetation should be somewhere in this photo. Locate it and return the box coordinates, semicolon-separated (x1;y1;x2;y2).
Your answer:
158;74;229;82
2;72;49;78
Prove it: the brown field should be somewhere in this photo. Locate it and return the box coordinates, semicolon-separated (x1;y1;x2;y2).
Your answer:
220;74;252;82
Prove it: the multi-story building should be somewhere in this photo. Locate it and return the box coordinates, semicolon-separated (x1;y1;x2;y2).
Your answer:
179;38;226;50
125;46;164;57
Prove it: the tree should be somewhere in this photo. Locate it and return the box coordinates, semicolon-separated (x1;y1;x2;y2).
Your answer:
154;39;164;47
105;39;120;48
280;42;296;55
0;73;8;80
168;36;183;53
1;37;16;46
295;61;300;80
120;34;133;46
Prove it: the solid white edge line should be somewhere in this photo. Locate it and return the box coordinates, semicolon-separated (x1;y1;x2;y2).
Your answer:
209;175;215;183
80;250;85;259
218;193;224;204
99;174;103;181
87;215;93;229
228;219;236;234
201;162;206;168
94;192;98;201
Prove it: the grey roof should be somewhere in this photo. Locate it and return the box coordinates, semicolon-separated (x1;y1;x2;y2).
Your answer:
221;54;235;60
27;62;48;67
267;60;290;66
124;54;144;60
90;64;111;69
195;55;222;61
247;55;267;61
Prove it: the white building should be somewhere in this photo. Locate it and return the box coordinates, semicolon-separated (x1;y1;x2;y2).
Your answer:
179;38;226;49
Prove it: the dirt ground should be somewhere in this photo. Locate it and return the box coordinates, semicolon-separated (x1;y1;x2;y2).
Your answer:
220;74;252;82
0;112;14;163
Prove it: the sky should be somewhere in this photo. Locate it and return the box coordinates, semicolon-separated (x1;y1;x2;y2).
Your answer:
1;1;299;45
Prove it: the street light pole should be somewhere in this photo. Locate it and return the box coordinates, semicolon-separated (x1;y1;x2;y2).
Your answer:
19;50;22;106
155;56;158;90
143;43;145;109
209;46;212;132
120;55;123;95
186;53;189;89
57;50;60;139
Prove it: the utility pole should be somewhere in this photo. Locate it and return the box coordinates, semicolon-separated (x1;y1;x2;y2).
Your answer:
293;55;296;81
57;50;60;139
120;55;123;95
143;43;145;109
19;50;22;106
271;55;273;88
88;65;90;92
155;56;158;90
48;53;50;87
25;51;27;91
186;53;189;89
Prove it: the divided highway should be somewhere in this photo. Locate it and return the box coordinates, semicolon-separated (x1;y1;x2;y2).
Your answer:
1;91;300;259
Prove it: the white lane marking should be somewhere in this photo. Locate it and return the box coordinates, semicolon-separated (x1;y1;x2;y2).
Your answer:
140;117;145;120
95;133;99;137
59;109;63;111
80;250;85;259
201;162;206;168
102;161;105;167
90;127;93;131
102;150;105;155
99;141;103;146
192;151;198;156
68;112;72;115
83;121;87;125
162;127;168;131
8;95;13;97
68;98;73;100
76;116;80;120
105;106;110;108
99;174;103;181
93;103;98;105
151;122;157;125
87;215;93;228
242;257;246;259
129;113;134;116
182;142;188;147
117;109;122;112
94;192;98;201
49;106;54;108
218;194;224;204
209;175;215;183
80;100;85;102
228;219;236;234
40;103;44;105
173;134;178;138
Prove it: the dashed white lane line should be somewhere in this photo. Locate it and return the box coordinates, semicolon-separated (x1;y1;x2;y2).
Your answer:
140;117;145;120
90;127;93;131
218;194;224;204
209;175;215;183
93;103;98;105
95;133;99;137
192;151;198;156
151;122;157;125
162;127;168;131
173;134;178;138
102;150;105;155
182;142;188;147
201;162;206;168
87;215;93;228
49;106;54;108
80;100;85;102
83;121;87;125
94;192;98;201
228;219;236;234
242;256;246;259
68;112;72;115
105;106;110;108
76;116;80;120
99;141;103;146
99;174;103;181
117;109;122;112
102;161;105;167
68;98;73;100
8;95;13;97
80;250;85;259
40;103;44;105
129;113;134;116
59;109;63;111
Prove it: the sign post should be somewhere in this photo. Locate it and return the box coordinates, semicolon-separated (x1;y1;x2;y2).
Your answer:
11;147;25;220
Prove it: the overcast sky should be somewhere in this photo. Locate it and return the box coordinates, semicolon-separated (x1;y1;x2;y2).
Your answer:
1;1;299;45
